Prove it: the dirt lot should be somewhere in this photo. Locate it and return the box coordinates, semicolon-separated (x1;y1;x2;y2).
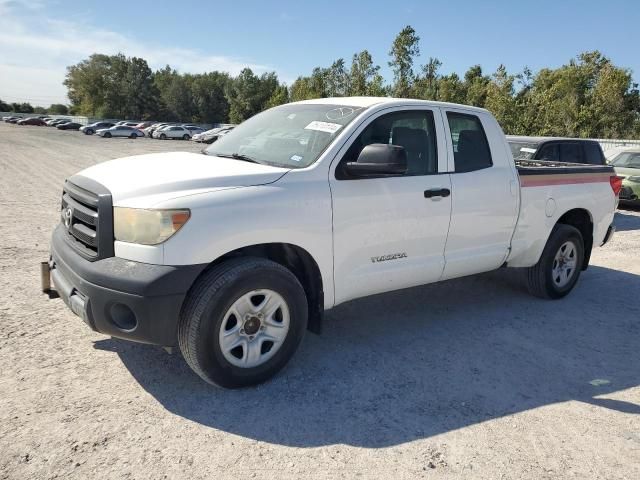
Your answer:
0;122;638;480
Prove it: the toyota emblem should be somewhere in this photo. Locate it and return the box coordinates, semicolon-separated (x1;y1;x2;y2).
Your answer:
63;207;73;229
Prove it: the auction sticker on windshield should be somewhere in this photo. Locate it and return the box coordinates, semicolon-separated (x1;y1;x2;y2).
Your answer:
304;121;343;134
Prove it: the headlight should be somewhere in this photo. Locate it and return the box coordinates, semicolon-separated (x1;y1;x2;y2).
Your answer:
114;207;190;245
626;176;640;183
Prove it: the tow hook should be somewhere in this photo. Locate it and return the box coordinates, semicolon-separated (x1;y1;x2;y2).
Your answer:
41;261;59;299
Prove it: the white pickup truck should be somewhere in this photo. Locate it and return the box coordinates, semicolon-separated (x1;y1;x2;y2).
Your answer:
44;97;620;388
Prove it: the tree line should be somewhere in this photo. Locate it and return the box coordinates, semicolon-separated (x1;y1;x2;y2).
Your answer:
4;25;639;138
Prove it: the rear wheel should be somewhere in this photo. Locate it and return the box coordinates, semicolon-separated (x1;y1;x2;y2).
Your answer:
179;258;308;388
527;224;584;299
182;134;190;140
160;133;166;140
129;133;137;139
86;129;94;135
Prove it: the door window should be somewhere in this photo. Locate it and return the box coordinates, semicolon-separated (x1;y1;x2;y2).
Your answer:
446;112;492;172
336;110;438;179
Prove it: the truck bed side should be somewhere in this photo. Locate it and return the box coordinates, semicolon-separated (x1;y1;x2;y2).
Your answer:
507;160;616;268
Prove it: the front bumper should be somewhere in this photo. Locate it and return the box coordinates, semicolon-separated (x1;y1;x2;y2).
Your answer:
47;225;207;346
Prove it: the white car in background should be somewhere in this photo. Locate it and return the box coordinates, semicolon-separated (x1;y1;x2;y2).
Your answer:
192;126;235;143
183;125;206;136
153;125;192;140
96;125;145;138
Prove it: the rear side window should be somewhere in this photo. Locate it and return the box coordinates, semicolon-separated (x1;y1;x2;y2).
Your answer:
446;112;492;172
537;143;559;161
583;142;605;165
560;143;583;163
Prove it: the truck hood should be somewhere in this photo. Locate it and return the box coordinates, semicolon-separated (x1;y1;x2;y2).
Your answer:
76;152;290;206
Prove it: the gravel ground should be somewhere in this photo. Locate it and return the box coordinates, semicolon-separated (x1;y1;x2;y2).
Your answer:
0;123;638;480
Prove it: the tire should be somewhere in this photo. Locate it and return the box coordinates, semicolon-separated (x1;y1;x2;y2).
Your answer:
182;134;190;140
103;132;112;138
160;133;166;140
179;257;308;388
527;224;584;299
86;129;94;135
129;133;136;139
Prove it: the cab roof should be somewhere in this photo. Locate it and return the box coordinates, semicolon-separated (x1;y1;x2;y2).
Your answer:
292;96;490;114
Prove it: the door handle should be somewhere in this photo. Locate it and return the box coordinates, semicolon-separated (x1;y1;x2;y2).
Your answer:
424;188;451;198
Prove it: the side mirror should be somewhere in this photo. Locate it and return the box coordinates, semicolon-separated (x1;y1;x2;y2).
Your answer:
345;143;408;176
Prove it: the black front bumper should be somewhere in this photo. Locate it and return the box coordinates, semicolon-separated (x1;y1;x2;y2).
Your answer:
49;225;207;346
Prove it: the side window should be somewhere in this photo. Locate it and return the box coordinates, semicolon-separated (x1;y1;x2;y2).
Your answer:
336;110;438;179
560;143;583;163
446;112;492;173
537;143;559;161
583;142;605;165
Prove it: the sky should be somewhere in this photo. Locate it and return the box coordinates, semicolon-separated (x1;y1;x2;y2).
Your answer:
1;0;639;106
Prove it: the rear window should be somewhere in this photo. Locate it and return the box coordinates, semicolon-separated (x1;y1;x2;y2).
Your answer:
583;142;605;165
560;143;582;163
446;112;492;172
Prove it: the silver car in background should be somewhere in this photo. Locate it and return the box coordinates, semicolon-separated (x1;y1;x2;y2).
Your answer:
96;125;145;138
153;125;192;140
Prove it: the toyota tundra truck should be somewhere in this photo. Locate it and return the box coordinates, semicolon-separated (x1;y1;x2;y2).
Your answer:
43;97;620;388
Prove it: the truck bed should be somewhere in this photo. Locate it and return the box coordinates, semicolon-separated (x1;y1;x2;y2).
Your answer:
515;160;614;187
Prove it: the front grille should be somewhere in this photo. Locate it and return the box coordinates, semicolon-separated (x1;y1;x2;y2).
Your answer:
60;177;114;261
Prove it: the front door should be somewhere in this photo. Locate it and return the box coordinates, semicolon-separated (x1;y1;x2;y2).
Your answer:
329;107;452;305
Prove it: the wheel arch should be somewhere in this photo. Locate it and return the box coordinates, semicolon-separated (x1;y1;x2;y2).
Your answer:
187;242;324;334
555;208;593;270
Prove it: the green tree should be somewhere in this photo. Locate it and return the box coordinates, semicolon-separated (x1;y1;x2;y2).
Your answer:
226;69;280;123
0;99;9;111
123;57;158;119
48;104;69;115
349;50;385;96
484;65;517;132
266;84;290;108
388;25;420;97
413;57;442;99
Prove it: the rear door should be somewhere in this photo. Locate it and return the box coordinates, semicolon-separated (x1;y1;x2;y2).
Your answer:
441;109;519;280
329;106;452;305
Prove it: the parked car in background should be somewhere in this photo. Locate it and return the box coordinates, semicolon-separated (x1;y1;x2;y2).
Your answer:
153;125;192;140
145;123;169;137
3;116;19;123
135;121;155;130
49;119;70;127
192;126;235;143
56;122;82;130
17;117;47;126
183;125;205;135
507;136;606;165
6;117;21;124
96;125;144;138
80;122;115;135
606;147;640;206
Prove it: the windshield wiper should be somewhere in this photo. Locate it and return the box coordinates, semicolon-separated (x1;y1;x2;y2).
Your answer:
211;152;262;164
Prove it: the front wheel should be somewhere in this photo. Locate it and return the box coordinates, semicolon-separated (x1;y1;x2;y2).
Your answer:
103;132;112;138
160;133;166;140
527;224;584;299
179;258;308;388
182;134;190;140
129;133;137;139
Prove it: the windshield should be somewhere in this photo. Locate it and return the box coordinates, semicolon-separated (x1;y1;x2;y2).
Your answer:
204;104;364;168
508;141;540;160
611;152;640;169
